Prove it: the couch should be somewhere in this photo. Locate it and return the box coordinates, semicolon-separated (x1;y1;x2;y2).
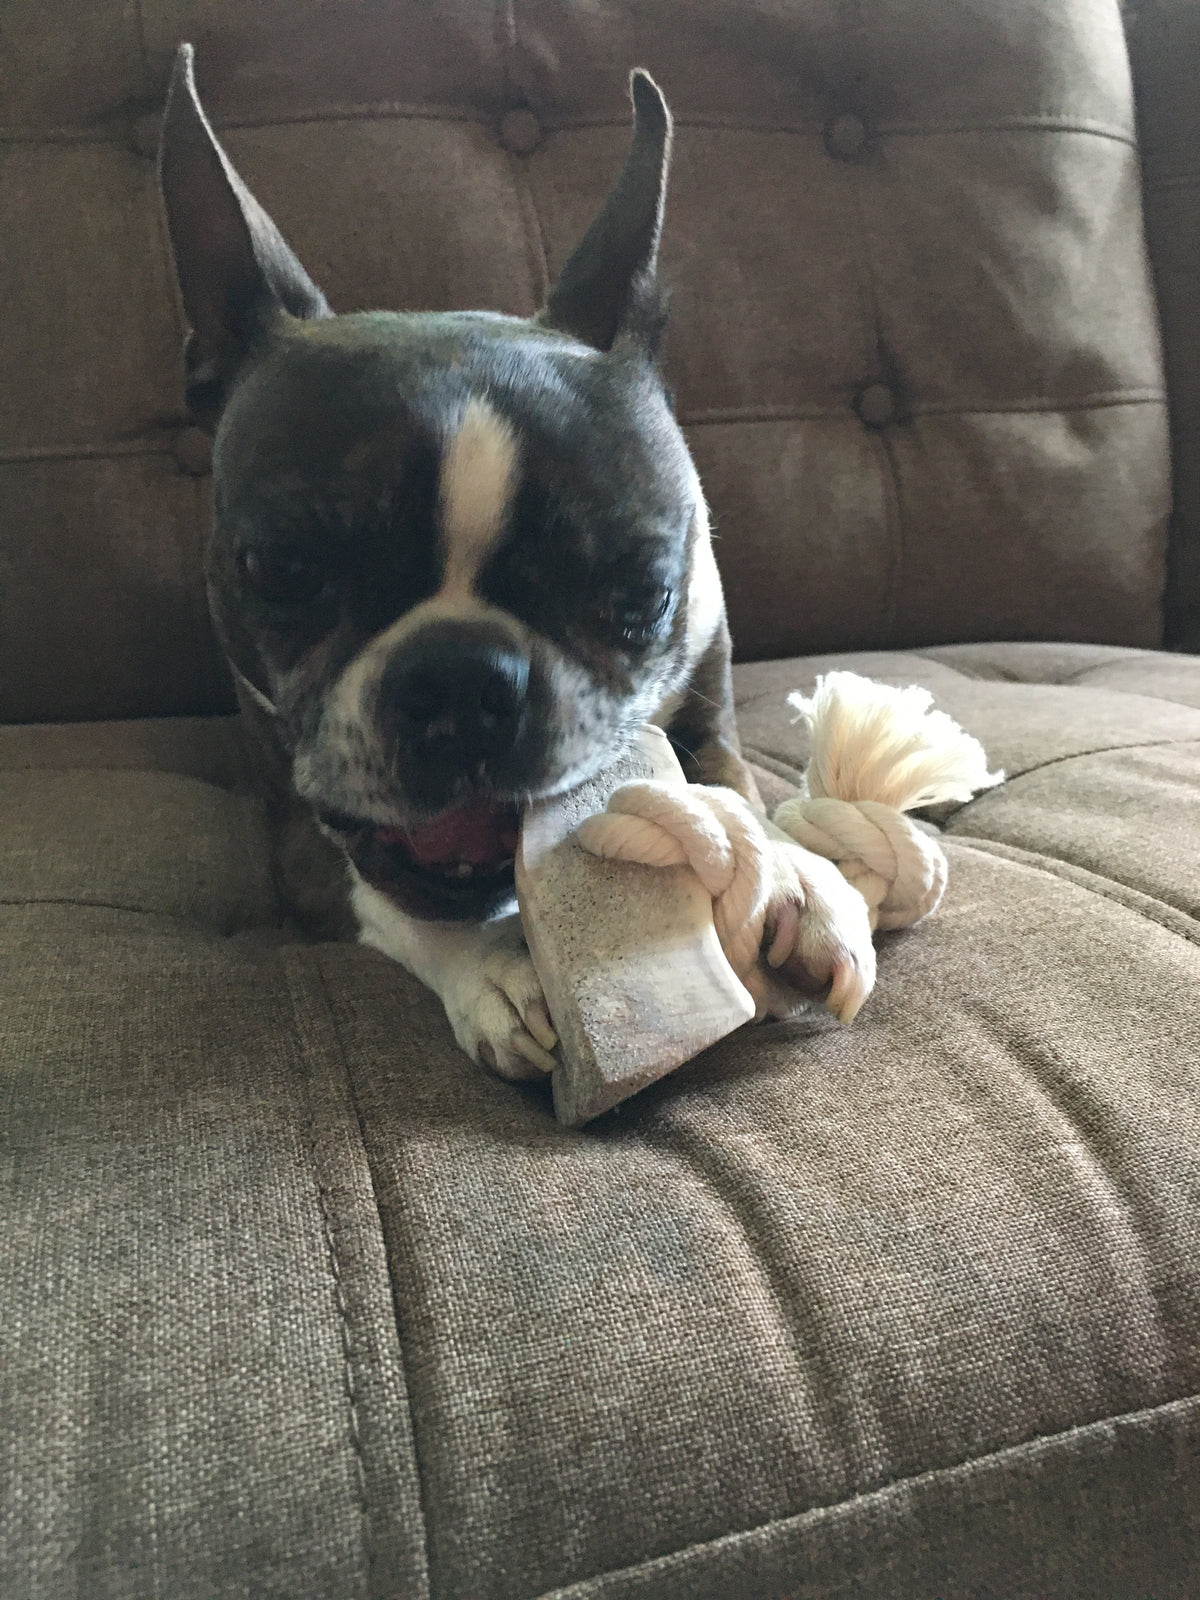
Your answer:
3;1;1198;1595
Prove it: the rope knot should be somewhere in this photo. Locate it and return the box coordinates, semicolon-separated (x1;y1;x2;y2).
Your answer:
576;780;772;989
773;672;1003;928
574;673;1003;1002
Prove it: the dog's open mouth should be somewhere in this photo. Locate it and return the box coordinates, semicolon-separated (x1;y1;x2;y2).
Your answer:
318;796;520;920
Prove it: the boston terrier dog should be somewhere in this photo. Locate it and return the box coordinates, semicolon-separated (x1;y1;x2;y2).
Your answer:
158;45;875;1080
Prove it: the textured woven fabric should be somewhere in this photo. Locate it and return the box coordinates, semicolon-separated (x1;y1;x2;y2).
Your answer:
0;0;1179;720
3;645;1200;1598
5;0;1200;1593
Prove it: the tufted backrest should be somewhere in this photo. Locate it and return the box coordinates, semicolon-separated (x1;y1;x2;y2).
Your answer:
0;0;1179;721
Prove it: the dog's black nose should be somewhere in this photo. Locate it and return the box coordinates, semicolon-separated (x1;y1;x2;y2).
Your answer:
380;622;529;784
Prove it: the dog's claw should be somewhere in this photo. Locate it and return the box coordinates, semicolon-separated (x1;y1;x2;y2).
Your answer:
827;957;868;1024
766;899;800;968
440;937;558;1081
759;831;877;1023
524;1000;559;1053
511;1030;559;1075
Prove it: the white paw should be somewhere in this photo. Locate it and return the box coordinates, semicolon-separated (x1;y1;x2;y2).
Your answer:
443;943;559;1081
757;825;876;1024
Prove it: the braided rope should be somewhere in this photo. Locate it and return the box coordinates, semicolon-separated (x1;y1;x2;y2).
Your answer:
576;672;1003;994
772;795;946;931
576;781;772;988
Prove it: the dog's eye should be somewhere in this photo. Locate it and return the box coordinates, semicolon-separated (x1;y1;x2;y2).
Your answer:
237;544;331;606
604;586;674;647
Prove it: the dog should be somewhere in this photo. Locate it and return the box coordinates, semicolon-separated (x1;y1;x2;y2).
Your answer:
157;45;876;1081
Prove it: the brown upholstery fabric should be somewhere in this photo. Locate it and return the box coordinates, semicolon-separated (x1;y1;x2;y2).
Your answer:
1127;0;1200;649
5;1;1200;1595
0;0;1177;720
4;646;1200;1598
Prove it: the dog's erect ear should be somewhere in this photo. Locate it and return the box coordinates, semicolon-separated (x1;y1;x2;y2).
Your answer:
158;44;329;425
539;70;672;355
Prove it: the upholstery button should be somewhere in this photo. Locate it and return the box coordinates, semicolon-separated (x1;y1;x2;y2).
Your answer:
129;113;161;159
498;107;543;155
174;426;213;476
855;383;897;428
825;112;869;161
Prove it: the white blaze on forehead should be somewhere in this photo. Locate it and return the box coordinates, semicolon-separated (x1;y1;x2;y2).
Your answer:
439;398;519;596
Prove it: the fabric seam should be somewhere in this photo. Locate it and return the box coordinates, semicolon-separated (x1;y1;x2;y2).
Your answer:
501;0;551;306
837;2;906;647
530;1389;1200;1600
2;393;1168;468
943;833;1200;946
281;947;379;1595
278;940;438;1593
0;112;1140;145
0;894;252;926
288;945;436;1600
742;734;1199;801
959;732;1200;791
900;650;1200;707
680;391;1168;428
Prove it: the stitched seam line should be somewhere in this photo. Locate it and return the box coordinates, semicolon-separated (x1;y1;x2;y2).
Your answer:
680;392;1167;427
516;113;1140;139
501;0;551;307
945;834;1200;946
1059;678;1200;707
290;945;435;1599
837;0;905;648
875;425;907;642
0;441;179;467
0;112;1139;144
131;0;150;98
283;948;376;1596
530;1390;1200;1600
961;733;1200;791
0;894;249;927
1045;665;1200;700
2;394;1168;467
906;648;1133;685
742;745;805;787
902;390;1166;415
909;650;1200;707
1146;172;1200;192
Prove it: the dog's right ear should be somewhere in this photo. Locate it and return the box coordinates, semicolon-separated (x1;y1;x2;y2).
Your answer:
158;44;329;427
539;70;672;355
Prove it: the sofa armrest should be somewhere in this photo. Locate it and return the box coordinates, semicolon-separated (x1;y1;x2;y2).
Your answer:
1127;0;1200;650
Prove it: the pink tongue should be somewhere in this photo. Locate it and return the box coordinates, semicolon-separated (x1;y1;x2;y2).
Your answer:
377;798;519;867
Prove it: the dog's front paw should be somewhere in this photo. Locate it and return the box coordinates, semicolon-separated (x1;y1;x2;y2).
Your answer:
758;828;876;1024
443;944;559;1081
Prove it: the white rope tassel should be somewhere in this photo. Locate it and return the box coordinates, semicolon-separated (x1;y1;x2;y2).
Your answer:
774;673;1004;930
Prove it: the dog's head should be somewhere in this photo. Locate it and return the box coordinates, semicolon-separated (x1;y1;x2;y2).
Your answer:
160;46;718;920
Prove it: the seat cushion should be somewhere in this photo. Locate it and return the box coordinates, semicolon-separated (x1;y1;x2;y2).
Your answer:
2;645;1199;1599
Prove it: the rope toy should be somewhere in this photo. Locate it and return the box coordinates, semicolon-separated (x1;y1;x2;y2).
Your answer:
576;781;772;994
776;672;1004;929
576;671;1004;990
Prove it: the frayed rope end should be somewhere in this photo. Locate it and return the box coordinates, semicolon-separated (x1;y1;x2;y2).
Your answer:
787;672;1004;812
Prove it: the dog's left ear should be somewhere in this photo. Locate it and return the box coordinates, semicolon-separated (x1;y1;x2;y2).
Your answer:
539;70;672;355
158;43;330;426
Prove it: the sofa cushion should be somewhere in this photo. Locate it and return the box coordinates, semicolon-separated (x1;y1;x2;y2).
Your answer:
1;0;1172;721
3;645;1198;1598
735;641;1200;916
